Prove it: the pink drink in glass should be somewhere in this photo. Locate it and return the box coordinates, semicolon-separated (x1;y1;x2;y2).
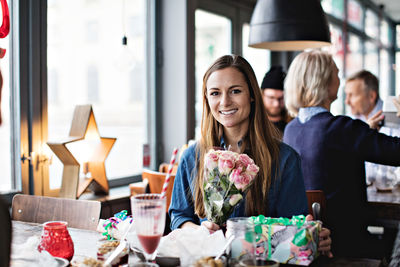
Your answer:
131;193;166;261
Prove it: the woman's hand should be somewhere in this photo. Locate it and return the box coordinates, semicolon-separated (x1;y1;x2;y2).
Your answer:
306;215;333;258
201;220;220;234
367;110;384;130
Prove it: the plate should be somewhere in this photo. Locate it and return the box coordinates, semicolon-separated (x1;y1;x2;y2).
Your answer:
130;243;180;267
54;257;69;267
11;257;69;267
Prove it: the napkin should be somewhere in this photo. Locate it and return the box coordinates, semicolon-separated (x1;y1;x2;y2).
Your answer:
129;226;226;266
11;236;63;267
97;218;131;240
172;226;226;266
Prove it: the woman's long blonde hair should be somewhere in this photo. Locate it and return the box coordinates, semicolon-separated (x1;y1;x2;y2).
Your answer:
194;55;280;218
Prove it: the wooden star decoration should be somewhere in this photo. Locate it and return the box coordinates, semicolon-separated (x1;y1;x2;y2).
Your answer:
47;105;116;199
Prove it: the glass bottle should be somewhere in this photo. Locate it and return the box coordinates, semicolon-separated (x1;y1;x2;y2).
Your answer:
225;217;256;266
38;221;74;261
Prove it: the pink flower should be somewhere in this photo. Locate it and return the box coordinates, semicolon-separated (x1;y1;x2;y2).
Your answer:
246;163;259;178
229;169;252;190
218;151;236;175
205;150;219;172
236;154;254;169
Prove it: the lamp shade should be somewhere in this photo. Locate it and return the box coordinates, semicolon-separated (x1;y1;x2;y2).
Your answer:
249;0;331;51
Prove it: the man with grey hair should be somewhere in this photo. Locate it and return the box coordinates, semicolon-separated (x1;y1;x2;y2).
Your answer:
345;70;384;129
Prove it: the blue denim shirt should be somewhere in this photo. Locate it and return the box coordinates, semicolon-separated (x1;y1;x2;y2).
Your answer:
168;142;308;230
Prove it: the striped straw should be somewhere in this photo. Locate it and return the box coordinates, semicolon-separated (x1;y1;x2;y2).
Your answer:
160;147;179;199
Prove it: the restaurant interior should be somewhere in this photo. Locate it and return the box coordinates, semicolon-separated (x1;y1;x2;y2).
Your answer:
2;0;400;266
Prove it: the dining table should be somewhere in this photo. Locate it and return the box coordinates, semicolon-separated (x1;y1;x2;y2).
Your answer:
10;220;384;267
367;185;400;228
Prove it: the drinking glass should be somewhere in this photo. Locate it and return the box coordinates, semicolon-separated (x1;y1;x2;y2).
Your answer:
225;217;258;266
239;259;280;267
131;193;166;263
37;221;74;261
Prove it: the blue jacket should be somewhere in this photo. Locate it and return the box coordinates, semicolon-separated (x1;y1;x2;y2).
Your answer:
168;142;308;230
283;111;400;251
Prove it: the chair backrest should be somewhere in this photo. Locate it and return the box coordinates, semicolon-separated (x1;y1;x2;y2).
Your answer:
305;190;326;221
11;194;101;230
158;163;179;175
142;170;176;212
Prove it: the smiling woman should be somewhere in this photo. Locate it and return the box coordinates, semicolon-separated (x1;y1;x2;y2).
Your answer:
168;54;332;256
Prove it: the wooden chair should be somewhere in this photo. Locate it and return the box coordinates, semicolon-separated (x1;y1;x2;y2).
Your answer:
306;190;326;221
158;163;179;175
141;170;176;236
141;169;176;212
129;178;149;196
11;194;101;231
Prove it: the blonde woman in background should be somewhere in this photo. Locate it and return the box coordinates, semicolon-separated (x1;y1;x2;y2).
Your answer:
283;50;400;259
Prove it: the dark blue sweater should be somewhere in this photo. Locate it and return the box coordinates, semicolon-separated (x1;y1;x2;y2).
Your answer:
283;111;400;254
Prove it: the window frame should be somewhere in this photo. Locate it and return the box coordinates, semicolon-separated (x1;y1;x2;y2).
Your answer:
323;0;397;114
189;0;255;139
13;0;158;196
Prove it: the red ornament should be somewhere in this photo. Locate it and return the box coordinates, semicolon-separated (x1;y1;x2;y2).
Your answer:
0;0;9;38
38;221;75;261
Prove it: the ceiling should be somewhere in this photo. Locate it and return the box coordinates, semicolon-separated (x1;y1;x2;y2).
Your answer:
365;0;400;22
239;0;400;23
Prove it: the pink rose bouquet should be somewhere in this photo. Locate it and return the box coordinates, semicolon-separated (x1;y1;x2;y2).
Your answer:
203;149;259;226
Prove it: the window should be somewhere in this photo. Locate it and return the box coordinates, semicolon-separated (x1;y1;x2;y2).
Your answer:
242;23;270;85
365;9;378;39
129;66;144;102
346;34;363;77
365;41;379;77
379;49;390;98
87;65;99;102
347;0;363;30
321;0;344;20
397;25;400;49
47;0;148;193
48;69;59;104
194;9;231;138
86;21;99;43
396;52;400;95
380;20;390;47
324;25;345;115
323;0;396;113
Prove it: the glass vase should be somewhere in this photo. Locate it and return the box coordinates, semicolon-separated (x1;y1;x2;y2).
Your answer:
37;221;74;261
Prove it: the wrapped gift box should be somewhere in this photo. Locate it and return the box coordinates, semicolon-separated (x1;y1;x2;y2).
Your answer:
251;215;321;266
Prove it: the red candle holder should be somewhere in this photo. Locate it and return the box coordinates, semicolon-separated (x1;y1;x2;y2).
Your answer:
38;221;74;261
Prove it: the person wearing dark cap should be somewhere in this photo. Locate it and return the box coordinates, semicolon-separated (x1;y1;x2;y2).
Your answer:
261;66;292;134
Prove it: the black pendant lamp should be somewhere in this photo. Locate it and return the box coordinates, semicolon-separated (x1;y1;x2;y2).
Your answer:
249;0;331;51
